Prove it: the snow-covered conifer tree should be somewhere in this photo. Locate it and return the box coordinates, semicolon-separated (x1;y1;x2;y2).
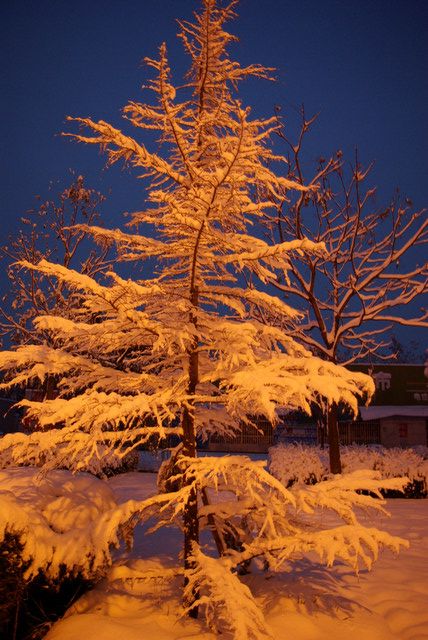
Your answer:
0;1;408;633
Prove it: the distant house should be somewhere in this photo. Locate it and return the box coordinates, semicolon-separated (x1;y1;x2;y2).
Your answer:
342;364;428;448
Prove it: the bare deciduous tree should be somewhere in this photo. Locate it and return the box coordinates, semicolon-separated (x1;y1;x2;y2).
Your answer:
0;175;111;348
266;108;428;472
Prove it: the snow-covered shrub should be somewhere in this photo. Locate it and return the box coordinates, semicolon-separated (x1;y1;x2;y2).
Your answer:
411;445;428;460
268;443;328;487
0;468;119;579
341;444;382;474
0;468;121;638
374;448;428;497
268;444;428;498
375;447;427;481
0;530;92;640
342;446;428;496
0;531;30;638
341;446;427;496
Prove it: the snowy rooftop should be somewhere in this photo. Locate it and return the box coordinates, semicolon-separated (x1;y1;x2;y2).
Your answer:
360;405;428;420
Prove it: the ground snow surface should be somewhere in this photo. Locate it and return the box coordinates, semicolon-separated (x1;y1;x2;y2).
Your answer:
46;472;428;640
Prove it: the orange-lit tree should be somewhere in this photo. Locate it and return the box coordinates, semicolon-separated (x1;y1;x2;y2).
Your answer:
0;2;408;634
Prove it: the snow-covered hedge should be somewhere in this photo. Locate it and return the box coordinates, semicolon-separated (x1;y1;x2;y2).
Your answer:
0;466;167;581
268;444;428;497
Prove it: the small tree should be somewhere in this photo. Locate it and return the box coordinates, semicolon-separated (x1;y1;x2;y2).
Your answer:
0;175;111;349
0;2;408;634
386;335;425;364
267;108;428;472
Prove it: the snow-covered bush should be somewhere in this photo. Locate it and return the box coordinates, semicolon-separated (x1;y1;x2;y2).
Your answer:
340;444;381;472
0;466;169;580
374;447;427;481
0;468;119;579
0;529;92;640
0;531;30;638
411;445;428;460
374;448;428;497
268;443;328;486
268;444;428;497
0;468;119;638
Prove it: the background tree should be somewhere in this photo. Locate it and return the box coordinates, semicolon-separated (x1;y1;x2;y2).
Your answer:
0;1;407;632
386;335;425;364
0;175;111;349
265;108;427;472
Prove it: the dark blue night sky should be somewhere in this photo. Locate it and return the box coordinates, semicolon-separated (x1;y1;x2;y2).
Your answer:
1;0;427;346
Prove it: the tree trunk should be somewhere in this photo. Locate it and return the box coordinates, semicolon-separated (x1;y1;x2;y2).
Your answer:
327;402;342;474
182;285;200;617
182;404;199;617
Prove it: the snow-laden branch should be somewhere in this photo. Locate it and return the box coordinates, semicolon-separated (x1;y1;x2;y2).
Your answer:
65;117;190;187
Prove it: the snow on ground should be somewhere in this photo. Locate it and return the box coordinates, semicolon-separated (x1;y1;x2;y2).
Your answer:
46;472;428;640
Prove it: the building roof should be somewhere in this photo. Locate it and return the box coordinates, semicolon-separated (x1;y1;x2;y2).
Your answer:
360;405;428;420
